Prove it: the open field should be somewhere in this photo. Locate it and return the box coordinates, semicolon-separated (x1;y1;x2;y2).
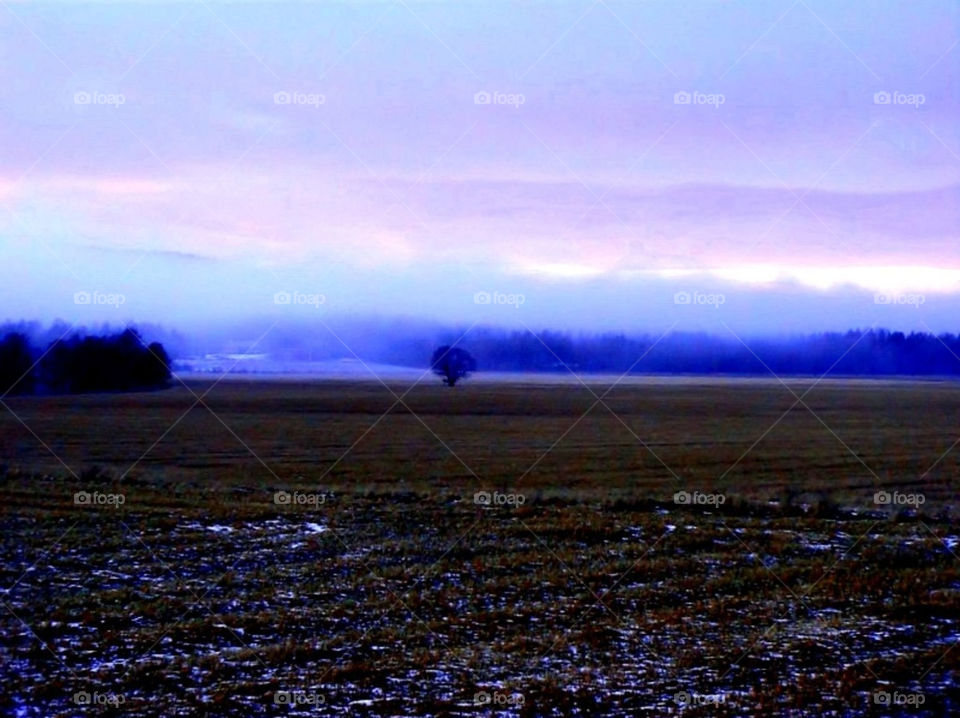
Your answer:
1;377;958;715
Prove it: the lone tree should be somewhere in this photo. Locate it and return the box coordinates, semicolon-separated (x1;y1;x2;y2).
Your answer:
431;346;476;387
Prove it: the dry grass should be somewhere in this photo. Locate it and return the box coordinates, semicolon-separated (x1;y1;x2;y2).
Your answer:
1;378;958;715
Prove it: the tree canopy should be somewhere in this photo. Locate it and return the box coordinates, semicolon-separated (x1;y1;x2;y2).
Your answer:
431;346;476;386
0;328;171;396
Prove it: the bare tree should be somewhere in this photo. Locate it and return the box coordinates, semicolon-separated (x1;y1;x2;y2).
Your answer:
431;346;476;387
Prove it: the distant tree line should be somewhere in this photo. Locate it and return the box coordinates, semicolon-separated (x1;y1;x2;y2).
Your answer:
422;328;960;376
0;328;171;396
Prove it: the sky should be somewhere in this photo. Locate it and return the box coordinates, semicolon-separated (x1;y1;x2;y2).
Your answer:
1;0;959;337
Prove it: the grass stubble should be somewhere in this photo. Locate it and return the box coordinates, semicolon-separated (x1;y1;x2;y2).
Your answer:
0;378;958;715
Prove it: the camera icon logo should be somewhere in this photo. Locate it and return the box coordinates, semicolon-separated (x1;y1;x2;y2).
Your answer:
274;291;292;305
474;691;491;705
674;291;691;305
74;291;92;305
274;91;291;105
74;92;91;105
674;91;691;105
873;91;891;105
874;490;891;505
474;491;492;506
474;291;491;305
74;491;91;505
73;691;91;705
274;490;292;505
474;91;491;105
673;490;691;504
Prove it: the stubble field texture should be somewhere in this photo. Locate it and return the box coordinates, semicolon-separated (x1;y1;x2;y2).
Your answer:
1;377;958;716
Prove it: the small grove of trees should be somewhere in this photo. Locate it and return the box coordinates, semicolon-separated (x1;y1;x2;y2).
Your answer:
431;346;476;386
0;328;171;396
0;333;36;396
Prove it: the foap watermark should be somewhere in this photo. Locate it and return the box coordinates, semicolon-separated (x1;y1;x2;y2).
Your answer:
274;690;326;707
674;290;725;308
74;290;126;308
474;691;525;707
674;691;726;707
474;290;525;308
274;291;325;308
74;91;125;108
674;90;725;108
274;91;325;108
874;690;925;707
474;490;525;507
874;490;925;507
874;292;925;308
873;91;925;108
73;691;125;707
274;490;329;507
474;90;525;108
674;490;726;507
74;491;125;508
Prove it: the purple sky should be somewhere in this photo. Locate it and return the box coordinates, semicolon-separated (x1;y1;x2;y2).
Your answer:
1;1;959;334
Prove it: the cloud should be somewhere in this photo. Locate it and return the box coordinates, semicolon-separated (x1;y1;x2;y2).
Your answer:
3;166;958;284
1;0;958;332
